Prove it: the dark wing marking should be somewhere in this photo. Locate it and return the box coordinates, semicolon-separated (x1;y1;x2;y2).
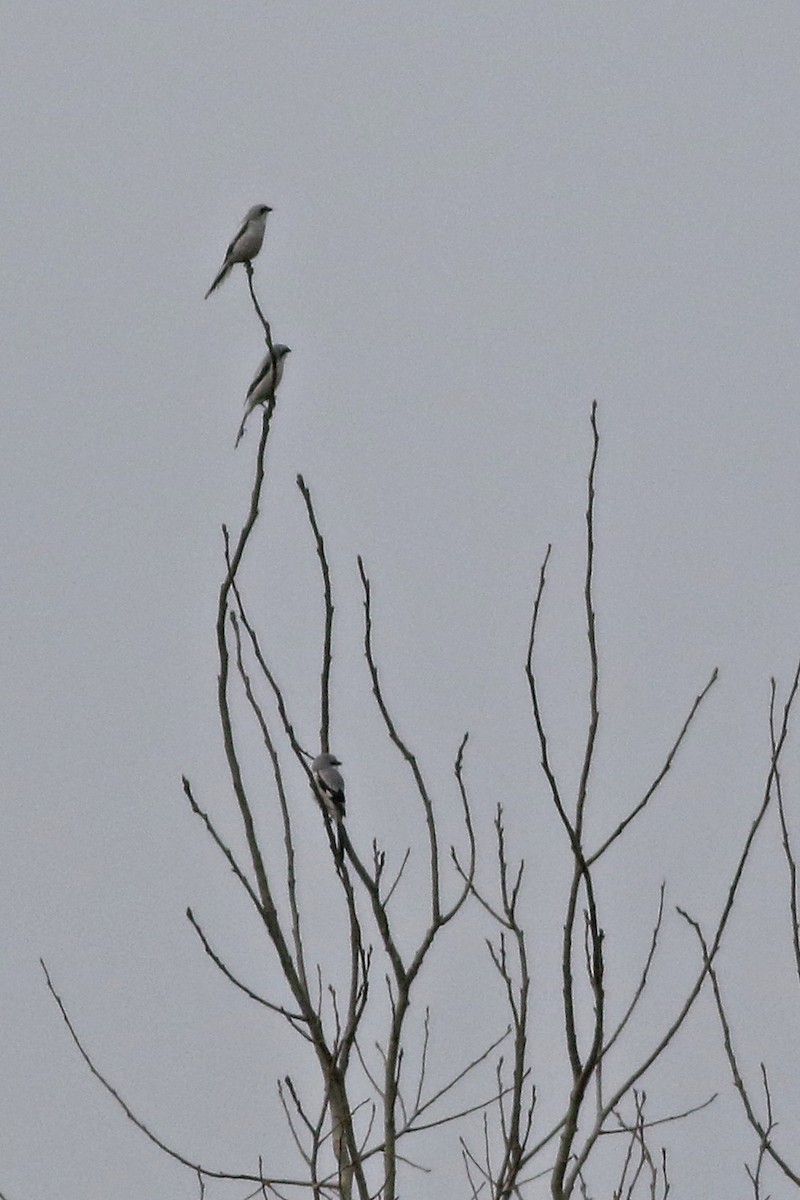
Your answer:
245;353;273;401
225;216;251;260
315;768;346;817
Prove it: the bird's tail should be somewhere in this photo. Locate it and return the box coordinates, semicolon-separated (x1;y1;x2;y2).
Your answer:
204;261;231;300
234;414;248;448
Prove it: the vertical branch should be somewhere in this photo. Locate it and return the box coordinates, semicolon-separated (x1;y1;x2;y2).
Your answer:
357;555;441;922
243;265;280;442
348;564;478;1198
453;803;536;1200
227;573;315;780
526;542;585;1091
246;263;275;356
491;811;534;1200
229;609;308;993
770;682;800;988
216;280;370;1200
525;544;574;841
745;1066;776;1200
297;473;334;753
576;400;601;839
527;543;585;1145
550;407;606;1200
569;403;605;1093
293;474;371;1138
218;431;307;1011
328;824;371;1093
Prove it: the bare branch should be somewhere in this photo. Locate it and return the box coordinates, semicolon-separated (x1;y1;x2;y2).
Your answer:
357;554;441;922
277;1077;315;1167
601;1091;718;1136
186;906;309;1034
40;959;312;1188
229;609;308;992
589;670;718;865
602;884;666;1057
446;731;478;922
227;565;314;771
218;363;371;1200
354;1037;384;1102
575;398;601;843
245;260;274;346
561;659;800;1196
382;847;411;908
181;776;263;916
410;1026;512;1128
297;474;335;754
525;543;574;847
770;681;800;990
680;912;800;1188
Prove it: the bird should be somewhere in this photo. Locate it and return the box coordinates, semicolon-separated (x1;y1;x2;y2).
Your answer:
311;753;346;820
235;344;291;447
205;204;272;299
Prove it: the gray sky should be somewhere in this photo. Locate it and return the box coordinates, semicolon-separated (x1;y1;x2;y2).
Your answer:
2;2;800;1195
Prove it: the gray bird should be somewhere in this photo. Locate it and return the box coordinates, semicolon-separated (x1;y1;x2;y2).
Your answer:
311;752;346;820
235;344;291;447
205;204;271;299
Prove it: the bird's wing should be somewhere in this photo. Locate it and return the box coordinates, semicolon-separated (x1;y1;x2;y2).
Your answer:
318;766;345;797
245;354;273;402
225;215;252;260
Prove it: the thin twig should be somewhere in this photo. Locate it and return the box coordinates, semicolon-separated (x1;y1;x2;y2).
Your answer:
589;671;718;865
40;959;310;1188
181;777;264;916
357;555;441;922
185;906;309;1033
680;911;800;1188
602;885;666;1058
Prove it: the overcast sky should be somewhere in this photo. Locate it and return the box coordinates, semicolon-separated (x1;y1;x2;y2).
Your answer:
3;2;800;1196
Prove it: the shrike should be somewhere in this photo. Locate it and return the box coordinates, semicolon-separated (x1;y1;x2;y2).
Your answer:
311;753;346;820
235;344;291;447
205;204;271;299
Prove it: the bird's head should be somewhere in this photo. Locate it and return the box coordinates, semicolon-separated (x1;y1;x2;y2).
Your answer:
312;752;342;770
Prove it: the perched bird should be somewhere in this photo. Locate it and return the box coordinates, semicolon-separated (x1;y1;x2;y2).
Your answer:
235;344;291;447
311;753;346;820
205;204;272;299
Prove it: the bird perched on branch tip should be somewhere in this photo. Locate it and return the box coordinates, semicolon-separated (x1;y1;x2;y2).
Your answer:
205;204;271;299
